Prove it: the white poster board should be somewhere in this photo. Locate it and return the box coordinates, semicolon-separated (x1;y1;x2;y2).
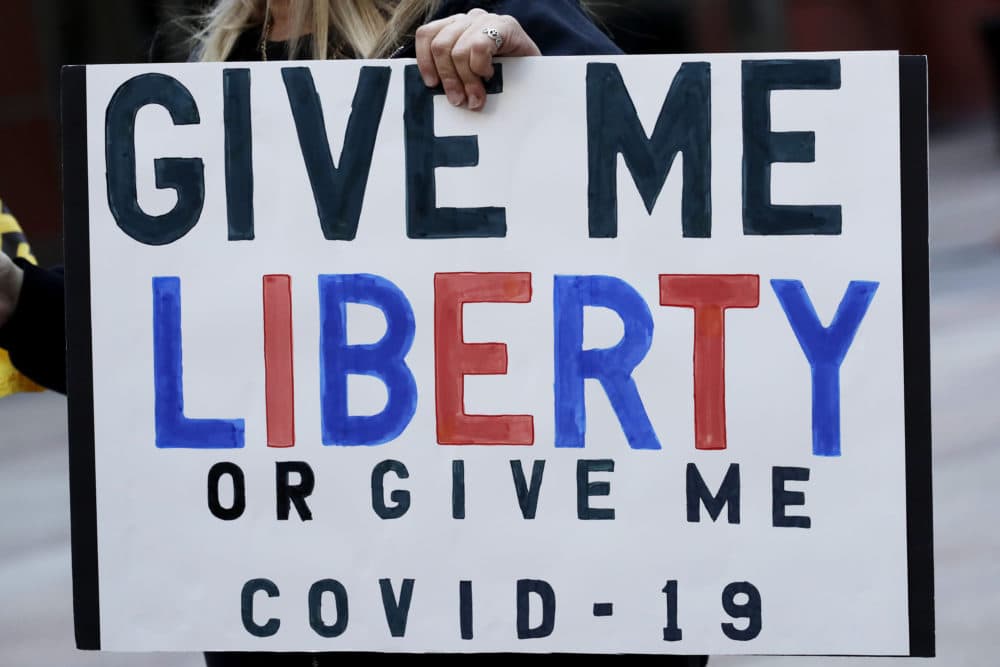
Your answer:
64;51;933;655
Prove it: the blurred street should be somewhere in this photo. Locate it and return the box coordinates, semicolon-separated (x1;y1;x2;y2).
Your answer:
1;124;998;665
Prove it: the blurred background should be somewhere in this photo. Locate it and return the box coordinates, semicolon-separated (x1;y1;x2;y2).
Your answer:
1;0;999;665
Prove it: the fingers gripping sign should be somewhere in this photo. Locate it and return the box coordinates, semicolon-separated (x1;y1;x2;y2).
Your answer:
415;9;541;111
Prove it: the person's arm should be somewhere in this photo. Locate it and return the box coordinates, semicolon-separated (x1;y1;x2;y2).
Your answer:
0;251;66;394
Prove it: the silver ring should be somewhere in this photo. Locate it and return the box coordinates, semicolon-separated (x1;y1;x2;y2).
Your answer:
482;26;504;50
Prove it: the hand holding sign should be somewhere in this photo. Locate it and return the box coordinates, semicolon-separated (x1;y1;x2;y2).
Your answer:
415;8;541;110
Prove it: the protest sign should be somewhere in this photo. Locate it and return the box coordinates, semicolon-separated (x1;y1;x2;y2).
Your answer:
63;51;933;655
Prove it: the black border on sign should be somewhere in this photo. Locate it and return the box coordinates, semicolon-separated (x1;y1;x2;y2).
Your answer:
63;64;101;650
899;54;935;658
61;54;934;658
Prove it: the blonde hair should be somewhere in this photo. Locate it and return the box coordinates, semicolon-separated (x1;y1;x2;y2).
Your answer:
196;0;442;62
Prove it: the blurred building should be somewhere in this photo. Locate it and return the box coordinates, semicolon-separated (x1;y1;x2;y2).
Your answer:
599;0;1000;125
2;0;999;260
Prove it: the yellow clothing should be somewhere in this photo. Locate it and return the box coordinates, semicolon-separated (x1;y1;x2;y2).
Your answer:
0;199;43;397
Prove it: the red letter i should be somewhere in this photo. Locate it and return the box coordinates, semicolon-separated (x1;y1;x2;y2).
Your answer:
264;275;295;447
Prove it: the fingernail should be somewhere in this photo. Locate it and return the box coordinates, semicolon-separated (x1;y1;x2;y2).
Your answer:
447;90;464;106
422;74;437;87
468;93;482;109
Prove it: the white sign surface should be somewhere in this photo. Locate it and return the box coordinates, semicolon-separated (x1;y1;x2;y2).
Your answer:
78;52;916;654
